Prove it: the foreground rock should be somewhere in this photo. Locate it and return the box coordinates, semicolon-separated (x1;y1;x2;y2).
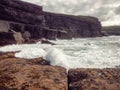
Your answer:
68;68;120;90
0;52;68;90
0;52;120;90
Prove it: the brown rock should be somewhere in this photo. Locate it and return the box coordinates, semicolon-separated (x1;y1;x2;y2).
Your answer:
0;52;68;90
68;68;120;90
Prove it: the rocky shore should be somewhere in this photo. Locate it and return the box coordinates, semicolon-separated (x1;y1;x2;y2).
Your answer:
0;52;120;90
0;0;120;90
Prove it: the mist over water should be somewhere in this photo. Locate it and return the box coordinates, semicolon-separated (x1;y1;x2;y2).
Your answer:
0;36;120;69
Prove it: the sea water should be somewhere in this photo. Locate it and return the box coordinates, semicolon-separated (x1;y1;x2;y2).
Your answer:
0;36;120;70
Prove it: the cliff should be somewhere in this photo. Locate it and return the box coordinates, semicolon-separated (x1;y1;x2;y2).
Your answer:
0;0;43;25
0;0;102;41
102;26;120;36
44;12;102;39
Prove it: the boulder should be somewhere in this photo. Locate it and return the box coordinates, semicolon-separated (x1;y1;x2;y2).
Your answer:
68;68;120;90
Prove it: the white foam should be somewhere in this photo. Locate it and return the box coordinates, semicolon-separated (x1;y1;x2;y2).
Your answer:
15;48;45;59
0;36;120;69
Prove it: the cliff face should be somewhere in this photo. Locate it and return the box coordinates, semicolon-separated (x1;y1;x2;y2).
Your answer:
44;12;102;39
0;0;102;40
0;0;43;25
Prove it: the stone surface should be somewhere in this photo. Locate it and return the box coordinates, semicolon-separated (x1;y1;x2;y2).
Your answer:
68;68;120;90
0;52;68;90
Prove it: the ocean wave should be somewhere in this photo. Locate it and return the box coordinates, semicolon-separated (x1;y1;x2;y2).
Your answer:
0;36;120;69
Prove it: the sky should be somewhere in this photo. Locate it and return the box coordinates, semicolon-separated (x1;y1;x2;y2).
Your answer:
22;0;120;26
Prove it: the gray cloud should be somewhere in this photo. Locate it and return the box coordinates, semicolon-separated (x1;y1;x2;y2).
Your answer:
115;6;120;14
22;0;120;26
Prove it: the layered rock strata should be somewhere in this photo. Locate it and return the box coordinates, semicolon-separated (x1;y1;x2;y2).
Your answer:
0;0;102;41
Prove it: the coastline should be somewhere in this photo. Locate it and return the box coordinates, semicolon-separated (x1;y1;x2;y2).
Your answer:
0;51;120;90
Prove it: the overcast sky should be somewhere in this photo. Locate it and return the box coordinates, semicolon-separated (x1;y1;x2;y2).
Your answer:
22;0;120;26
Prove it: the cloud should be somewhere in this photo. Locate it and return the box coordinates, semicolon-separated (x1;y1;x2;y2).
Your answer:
115;6;120;14
22;0;120;26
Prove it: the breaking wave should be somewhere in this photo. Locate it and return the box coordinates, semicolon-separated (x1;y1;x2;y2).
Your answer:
0;36;120;70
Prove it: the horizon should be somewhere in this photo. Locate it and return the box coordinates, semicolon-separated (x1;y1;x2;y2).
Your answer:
21;0;120;26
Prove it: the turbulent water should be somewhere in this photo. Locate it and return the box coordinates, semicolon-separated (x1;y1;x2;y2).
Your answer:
0;36;120;69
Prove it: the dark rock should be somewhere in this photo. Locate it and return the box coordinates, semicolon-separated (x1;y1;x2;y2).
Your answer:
0;0;102;41
0;32;15;46
0;32;13;39
102;26;120;36
41;39;56;45
0;4;43;25
0;0;42;14
44;12;102;39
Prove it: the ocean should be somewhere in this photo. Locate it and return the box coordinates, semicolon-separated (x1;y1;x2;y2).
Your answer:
0;36;120;70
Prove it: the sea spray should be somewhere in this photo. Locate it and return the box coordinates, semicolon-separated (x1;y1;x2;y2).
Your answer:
44;48;69;70
15;48;45;59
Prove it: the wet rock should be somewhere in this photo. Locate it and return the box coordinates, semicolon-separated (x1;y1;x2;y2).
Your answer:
68;68;120;90
28;58;50;65
0;32;15;46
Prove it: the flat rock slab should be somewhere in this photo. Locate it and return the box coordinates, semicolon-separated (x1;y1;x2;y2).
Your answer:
0;52;68;90
68;68;120;90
